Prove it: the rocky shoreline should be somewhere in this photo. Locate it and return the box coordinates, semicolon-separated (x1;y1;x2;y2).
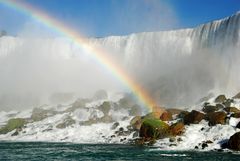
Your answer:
0;91;240;151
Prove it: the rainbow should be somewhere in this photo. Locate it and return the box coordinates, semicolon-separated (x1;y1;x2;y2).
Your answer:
0;0;160;111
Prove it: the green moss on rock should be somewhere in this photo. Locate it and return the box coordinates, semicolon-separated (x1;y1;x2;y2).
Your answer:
0;118;26;134
140;118;170;139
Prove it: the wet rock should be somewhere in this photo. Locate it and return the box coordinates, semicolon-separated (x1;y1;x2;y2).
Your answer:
202;143;208;149
130;116;142;130
98;101;111;115
177;137;183;142
160;112;173;121
31;107;57;122
223;99;234;108
215;95;227;103
69;98;90;111
224;107;240;114
177;111;189;119
0;118;26;134
228;132;240;150
202;105;220;113
170;122;185;136
206;111;227;126
231;113;240;118
236;122;240;129
205;140;213;144
233;92;240;99
111;122;120;130
132;131;138;138
56;116;75;129
183;110;205;125
169;137;176;142
139;118;170;139
166;109;184;115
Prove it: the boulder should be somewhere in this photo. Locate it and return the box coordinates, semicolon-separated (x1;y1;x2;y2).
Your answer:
177;111;189;119
215;95;227;103
202;105;220;113
0;118;26;134
231;113;240;118
98;101;111;115
183;110;205;125
56;116;75;129
170;122;184;136
206;112;227;126
139;119;170;139
223;99;234;107
224;107;240;113
233;92;240;99
228;132;240;150
130;116;143;130
166;109;184;115
160;112;173;121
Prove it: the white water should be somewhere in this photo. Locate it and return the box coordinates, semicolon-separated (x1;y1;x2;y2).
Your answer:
0;12;240;150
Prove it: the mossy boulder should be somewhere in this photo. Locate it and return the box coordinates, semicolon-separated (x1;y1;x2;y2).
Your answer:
183;110;205;125
228;132;240;150
139;119;170;139
144;112;162;120
215;95;227;103
0;118;26;134
206;112;227;126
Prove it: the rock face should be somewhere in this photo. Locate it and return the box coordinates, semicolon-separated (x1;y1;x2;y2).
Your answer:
206;112;227;126
228;132;240;150
183;110;205;125
139;119;169;139
56;116;76;129
130;116;143;130
169;122;184;136
98;101;111;115
215;95;227;103
31;107;57;122
0;118;26;134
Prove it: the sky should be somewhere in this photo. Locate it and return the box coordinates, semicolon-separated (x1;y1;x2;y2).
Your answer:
0;0;239;37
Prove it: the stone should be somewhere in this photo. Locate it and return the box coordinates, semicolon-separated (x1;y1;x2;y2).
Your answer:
233;92;240;99
98;101;111;115
130;116;142;130
236;122;240;129
231;113;240;118
0;118;26;134
139;119;170;139
166;109;184;115
160;112;173;121
169;122;185;136
177;111;189;119
228;132;240;150
111;122;120;130
206;112;227;126
183;110;205;125
56;116;75;129
224;107;240;113
144;112;162;120
215;95;227;103
202;105;219;113
223;99;234;107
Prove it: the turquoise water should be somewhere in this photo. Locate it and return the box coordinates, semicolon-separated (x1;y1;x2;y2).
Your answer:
0;142;240;161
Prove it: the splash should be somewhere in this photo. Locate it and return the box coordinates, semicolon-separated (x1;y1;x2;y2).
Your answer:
0;0;159;111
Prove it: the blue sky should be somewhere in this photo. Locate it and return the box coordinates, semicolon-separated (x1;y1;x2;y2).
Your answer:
0;0;239;37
